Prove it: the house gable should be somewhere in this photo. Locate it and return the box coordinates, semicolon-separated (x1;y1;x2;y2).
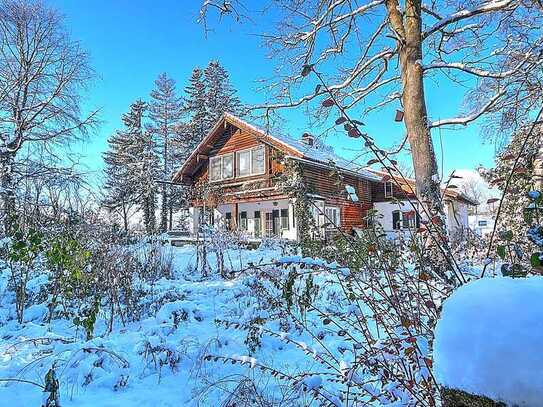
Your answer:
172;113;302;184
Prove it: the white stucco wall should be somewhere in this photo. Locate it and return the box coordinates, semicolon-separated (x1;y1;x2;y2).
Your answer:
373;201;420;239
445;201;469;236
468;213;495;236
374;199;471;239
190;198;298;240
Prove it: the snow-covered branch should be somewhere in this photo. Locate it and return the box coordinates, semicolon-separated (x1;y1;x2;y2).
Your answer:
423;54;533;79
423;0;516;40
429;89;506;128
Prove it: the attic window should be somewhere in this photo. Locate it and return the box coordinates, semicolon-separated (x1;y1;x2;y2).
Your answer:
345;184;359;202
236;145;265;177
209;153;234;181
384;181;394;198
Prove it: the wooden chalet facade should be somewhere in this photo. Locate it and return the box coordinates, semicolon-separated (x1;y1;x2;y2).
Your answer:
172;113;476;240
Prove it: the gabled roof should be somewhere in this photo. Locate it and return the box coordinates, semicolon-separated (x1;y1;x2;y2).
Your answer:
367;168;478;206
172;113;381;183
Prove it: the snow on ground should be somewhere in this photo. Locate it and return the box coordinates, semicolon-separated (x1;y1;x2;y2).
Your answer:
434;276;543;406
0;244;325;406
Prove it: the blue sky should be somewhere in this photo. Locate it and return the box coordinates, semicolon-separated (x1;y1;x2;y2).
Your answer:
53;0;499;183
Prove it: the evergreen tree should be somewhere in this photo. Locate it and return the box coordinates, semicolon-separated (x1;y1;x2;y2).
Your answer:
102;127;138;232
106;100;159;234
149;73;182;232
204;60;244;128
483;125;542;264
183;67;208;150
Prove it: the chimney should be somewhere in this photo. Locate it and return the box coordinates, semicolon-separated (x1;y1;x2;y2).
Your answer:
301;132;314;146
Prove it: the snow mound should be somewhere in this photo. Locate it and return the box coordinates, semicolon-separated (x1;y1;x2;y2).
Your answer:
434;277;543;406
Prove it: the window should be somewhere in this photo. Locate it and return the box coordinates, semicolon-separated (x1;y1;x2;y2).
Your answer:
252;145;265;175
236;150;251;177
254;211;261;237
222;154;233;179
325;207;340;228
272;210;280;235
393;210;420;230
478;220;488;227
384;181;394;198
239;211;248;231
280;208;289;230
236;145;266;177
265;212;273;236
225;212;232;229
209;153;234;181
209;156;221;181
392;210;401;230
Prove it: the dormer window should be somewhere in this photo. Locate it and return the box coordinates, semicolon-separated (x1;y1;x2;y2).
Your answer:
384;181;394;198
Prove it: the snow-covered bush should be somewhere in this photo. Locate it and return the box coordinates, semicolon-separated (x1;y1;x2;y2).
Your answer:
434;277;543;406
205;226;455;406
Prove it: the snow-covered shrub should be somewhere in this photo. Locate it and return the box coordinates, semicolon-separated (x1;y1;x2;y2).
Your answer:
206;225;454;406
2;226;44;323
138;237;174;281
434;277;543;406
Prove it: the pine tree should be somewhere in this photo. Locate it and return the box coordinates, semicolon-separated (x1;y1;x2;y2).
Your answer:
149;73;182;232
112;100;159;234
183;67;208;149
203;60;244;128
102;126;138;232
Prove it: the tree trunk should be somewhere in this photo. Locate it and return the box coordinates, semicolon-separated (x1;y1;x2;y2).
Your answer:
0;152;16;236
121;199;128;233
161;183;168;232
160;130;169;232
387;0;444;219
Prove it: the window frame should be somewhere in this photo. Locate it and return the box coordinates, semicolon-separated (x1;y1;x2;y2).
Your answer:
384;181;394;198
280;208;289;230
324;206;340;229
235;145;266;178
239;211;248;231
209;156;222;182
208;153;234;182
221;153;234;180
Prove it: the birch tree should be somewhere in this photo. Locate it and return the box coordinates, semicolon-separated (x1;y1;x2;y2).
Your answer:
0;0;97;235
199;0;543;229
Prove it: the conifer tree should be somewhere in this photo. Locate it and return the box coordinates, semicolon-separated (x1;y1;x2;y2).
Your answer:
102;127;138;232
183;67;208;149
104;100;158;234
204;60;244;128
149;73;182;232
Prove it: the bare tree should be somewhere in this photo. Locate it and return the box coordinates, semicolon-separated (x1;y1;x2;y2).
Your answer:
0;0;97;235
199;0;543;229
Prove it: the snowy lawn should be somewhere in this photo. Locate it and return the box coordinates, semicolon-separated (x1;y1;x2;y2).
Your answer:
0;243;325;406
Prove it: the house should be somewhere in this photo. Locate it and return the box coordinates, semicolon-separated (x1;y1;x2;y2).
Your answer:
172;113;476;240
368;169;478;239
468;212;495;237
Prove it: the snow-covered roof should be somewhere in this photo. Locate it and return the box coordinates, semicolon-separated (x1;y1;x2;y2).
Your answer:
267;131;381;181
173;112;382;183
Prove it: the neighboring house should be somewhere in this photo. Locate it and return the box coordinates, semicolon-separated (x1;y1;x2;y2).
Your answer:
469;212;495;237
172;113;476;241
368;169;478;239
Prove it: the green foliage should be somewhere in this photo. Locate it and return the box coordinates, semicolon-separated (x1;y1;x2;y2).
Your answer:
496;190;543;277
8;227;43;264
43;367;60;407
73;298;99;340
